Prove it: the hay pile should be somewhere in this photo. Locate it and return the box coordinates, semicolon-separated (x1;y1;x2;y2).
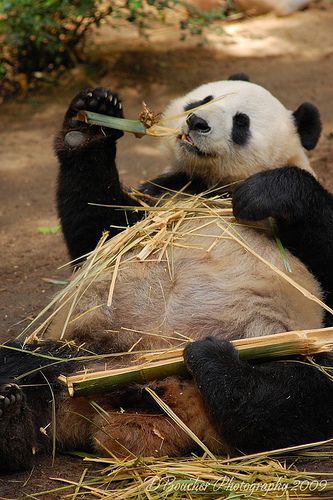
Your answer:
31;443;333;498
24;188;332;342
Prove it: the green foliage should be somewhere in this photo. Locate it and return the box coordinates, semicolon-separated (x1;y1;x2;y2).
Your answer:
0;0;112;79
180;1;229;37
37;224;61;235
0;0;231;100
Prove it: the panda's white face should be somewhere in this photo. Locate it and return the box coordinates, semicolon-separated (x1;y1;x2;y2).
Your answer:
162;80;314;186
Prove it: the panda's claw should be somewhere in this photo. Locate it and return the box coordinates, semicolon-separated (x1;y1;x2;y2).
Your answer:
70;87;123;117
65;87;124;140
0;383;24;418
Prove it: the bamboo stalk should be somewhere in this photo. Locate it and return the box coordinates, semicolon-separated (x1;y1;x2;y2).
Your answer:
61;327;333;397
75;111;177;137
76;111;147;135
64;358;187;397
141;327;333;363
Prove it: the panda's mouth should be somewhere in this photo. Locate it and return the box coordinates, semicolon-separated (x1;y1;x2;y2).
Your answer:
177;133;214;158
178;133;196;148
177;133;203;155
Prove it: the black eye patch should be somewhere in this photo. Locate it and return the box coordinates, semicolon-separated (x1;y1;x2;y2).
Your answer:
232;112;250;145
184;95;214;112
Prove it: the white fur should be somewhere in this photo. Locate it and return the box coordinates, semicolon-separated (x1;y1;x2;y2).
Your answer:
162;80;314;186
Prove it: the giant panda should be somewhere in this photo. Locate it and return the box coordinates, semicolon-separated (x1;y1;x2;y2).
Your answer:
1;74;333;473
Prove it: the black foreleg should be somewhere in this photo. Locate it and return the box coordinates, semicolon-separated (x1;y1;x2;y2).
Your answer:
232;167;333;323
55;88;142;262
184;337;333;454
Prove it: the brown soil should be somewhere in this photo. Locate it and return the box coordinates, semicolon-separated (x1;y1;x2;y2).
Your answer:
1;3;333;497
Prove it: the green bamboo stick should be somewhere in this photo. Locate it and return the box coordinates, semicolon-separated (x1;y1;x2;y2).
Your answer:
61;329;333;397
76;110;147;135
63;359;187;397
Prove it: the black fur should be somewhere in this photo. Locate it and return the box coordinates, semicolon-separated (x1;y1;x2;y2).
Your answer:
293;102;322;150
228;73;250;82
184;338;333;454
232;166;333;323
184;95;213;112
0;342;79;472
232;112;251;145
55;88;218;261
140;171;209;197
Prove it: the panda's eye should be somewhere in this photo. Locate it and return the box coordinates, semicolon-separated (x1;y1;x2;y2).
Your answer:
232;112;250;145
184;95;213;112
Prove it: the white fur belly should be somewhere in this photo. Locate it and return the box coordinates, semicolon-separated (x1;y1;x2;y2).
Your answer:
48;220;323;350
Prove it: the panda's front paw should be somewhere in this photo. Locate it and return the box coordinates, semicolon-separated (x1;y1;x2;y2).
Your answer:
0;382;24;419
63;87;124;145
65;87;123;123
232;171;275;222
232;167;324;224
184;337;238;377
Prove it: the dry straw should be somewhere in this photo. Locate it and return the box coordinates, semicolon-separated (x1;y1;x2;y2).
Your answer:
31;437;333;498
22;188;333;365
21;189;235;341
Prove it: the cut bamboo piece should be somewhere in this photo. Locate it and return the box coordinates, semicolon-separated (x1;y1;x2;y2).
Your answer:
76;111;147;135
61;327;333;397
141;326;333;363
75;111;177;137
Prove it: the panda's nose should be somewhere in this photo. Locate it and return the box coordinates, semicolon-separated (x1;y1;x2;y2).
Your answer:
186;113;211;134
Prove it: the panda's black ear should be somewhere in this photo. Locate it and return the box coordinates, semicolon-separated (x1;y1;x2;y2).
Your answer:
293;102;321;150
228;73;250;82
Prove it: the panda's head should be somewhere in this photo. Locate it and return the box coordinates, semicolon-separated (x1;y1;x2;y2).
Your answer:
162;74;321;186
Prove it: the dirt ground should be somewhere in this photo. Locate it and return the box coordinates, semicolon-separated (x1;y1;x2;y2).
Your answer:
1;2;333;497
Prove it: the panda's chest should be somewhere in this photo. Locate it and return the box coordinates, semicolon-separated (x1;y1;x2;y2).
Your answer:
105;221;322;344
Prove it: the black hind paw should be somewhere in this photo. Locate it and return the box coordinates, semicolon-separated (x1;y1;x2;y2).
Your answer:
0;383;24;418
0;383;37;473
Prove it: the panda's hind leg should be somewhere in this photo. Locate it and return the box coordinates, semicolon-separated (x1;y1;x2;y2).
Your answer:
0;382;37;472
90;377;224;457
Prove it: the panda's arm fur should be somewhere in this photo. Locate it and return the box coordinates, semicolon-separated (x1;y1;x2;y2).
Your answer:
184;338;333;454
140;171;209;196
232;166;333;323
55;88;143;262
